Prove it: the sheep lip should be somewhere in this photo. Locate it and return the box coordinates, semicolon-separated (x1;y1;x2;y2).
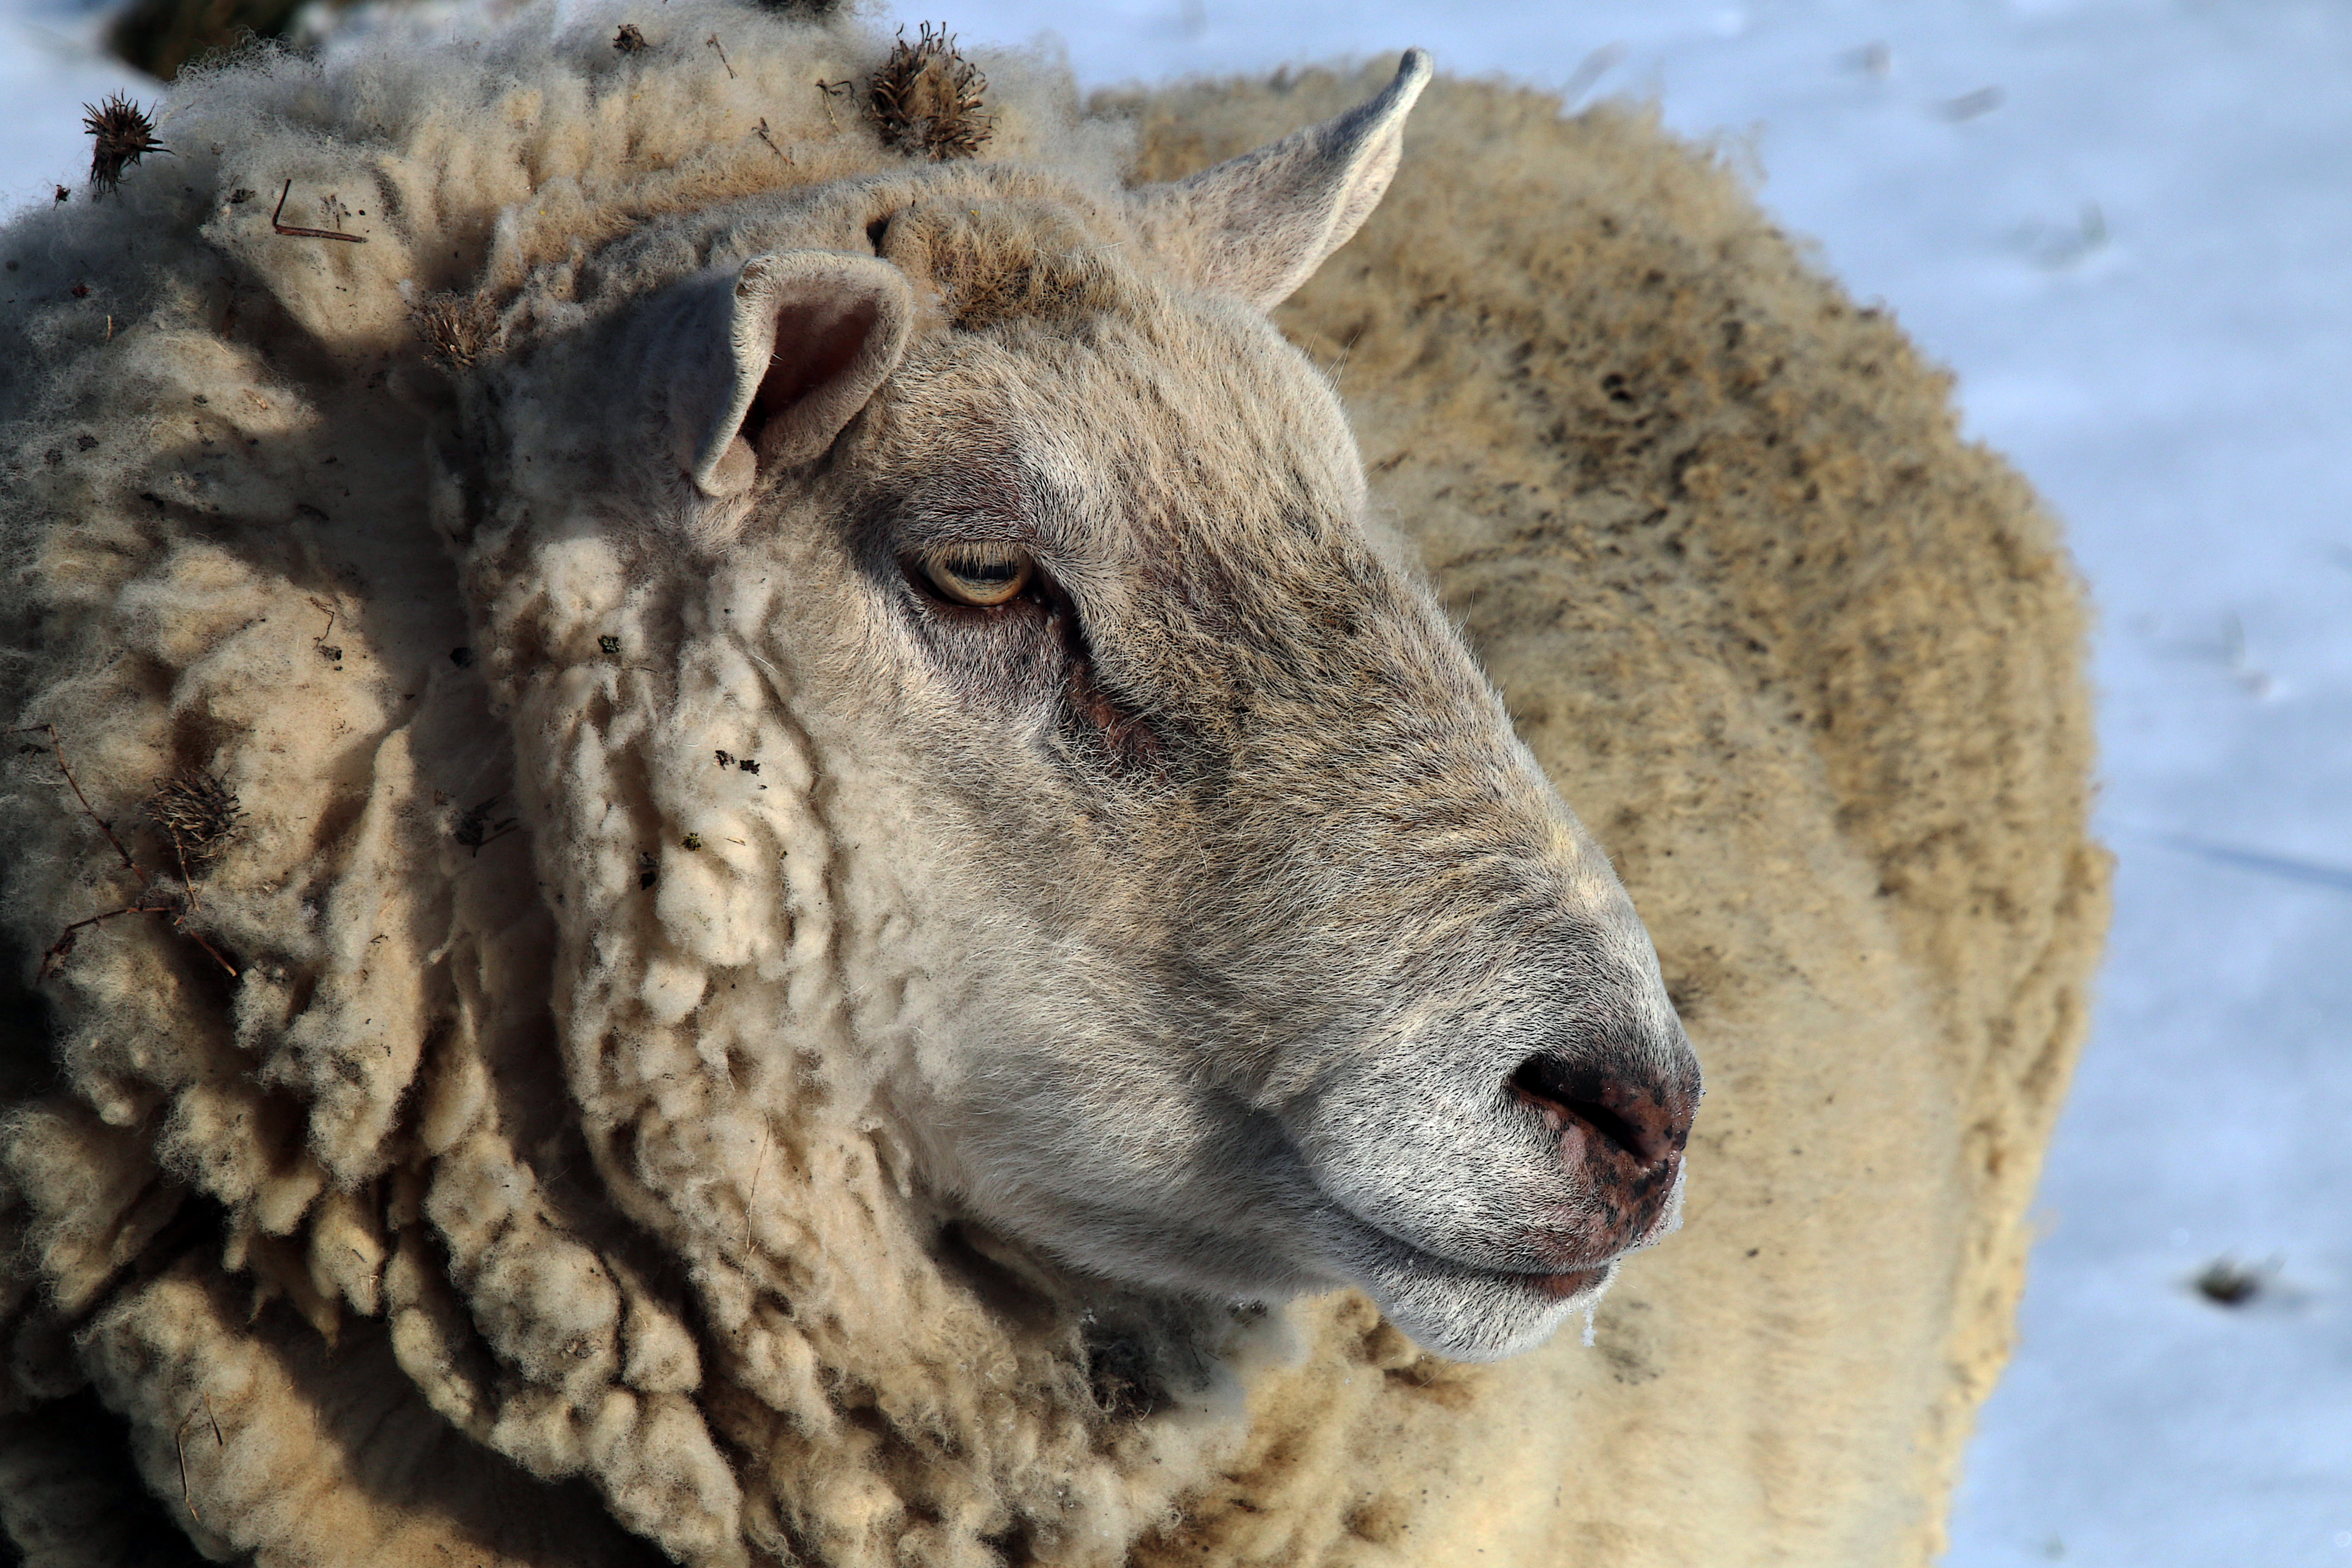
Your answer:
1314;1183;1625;1290
1273;1124;1629;1302
1527;1266;1611;1300
1354;1222;1623;1323
1403;1241;1619;1296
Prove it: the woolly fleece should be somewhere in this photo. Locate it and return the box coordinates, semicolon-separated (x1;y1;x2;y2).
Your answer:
0;12;2104;1568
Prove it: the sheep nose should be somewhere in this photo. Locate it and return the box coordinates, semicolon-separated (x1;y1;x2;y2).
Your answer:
1508;1053;1694;1173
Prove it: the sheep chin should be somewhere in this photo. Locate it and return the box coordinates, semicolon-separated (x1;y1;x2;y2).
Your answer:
1314;1204;1624;1362
1352;1242;1623;1364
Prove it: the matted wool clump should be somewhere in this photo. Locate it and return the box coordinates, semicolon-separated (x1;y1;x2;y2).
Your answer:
0;7;2104;1567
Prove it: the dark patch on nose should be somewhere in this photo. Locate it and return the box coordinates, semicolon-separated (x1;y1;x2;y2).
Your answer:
1509;1050;1697;1256
1509;1055;1691;1169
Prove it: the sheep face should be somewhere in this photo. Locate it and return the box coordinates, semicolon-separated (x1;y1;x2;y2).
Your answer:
812;286;1701;1362
482;55;1697;1363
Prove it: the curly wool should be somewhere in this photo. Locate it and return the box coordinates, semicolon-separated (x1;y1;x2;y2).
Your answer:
0;12;2104;1568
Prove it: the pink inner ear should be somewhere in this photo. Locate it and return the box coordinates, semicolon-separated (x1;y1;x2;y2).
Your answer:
748;297;883;460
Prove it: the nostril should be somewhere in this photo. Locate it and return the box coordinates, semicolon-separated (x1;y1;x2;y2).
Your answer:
1509;1056;1684;1169
1563;1096;1650;1162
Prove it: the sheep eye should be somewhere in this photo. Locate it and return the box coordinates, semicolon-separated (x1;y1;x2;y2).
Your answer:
919;547;1035;607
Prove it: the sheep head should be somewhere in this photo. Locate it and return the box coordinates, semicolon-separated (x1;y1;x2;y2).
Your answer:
461;50;1697;1366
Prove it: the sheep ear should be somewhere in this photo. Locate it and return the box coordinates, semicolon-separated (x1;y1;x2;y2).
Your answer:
672;252;915;499
1132;49;1432;310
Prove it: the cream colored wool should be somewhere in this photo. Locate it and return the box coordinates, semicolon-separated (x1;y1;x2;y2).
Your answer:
0;12;2103;1568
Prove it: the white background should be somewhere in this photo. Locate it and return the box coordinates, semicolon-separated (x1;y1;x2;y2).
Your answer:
4;1;2347;1562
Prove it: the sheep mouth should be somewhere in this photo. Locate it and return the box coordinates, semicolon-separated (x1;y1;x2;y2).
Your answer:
1310;1185;1624;1310
1274;1131;1634;1321
1332;1215;1624;1359
1364;1224;1619;1303
1250;1124;1634;1353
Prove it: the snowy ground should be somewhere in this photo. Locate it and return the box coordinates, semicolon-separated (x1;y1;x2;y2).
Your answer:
4;0;2347;1561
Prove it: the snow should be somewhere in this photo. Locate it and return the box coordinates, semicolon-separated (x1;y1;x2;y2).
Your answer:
3;0;2347;1560
0;0;141;214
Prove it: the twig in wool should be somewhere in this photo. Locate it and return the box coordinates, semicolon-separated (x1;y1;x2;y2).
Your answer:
13;723;138;876
173;1411;198;1520
11;724;242;981
705;33;735;79
308;597;344;665
746;1127;769;1251
815;78;853;129
270;181;368;243
753;118;788;160
84;93;169;198
43;900;179;978
453;797;519;857
172;1397;225;1522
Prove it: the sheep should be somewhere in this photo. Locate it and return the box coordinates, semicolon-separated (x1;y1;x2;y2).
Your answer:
0;7;2107;1567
